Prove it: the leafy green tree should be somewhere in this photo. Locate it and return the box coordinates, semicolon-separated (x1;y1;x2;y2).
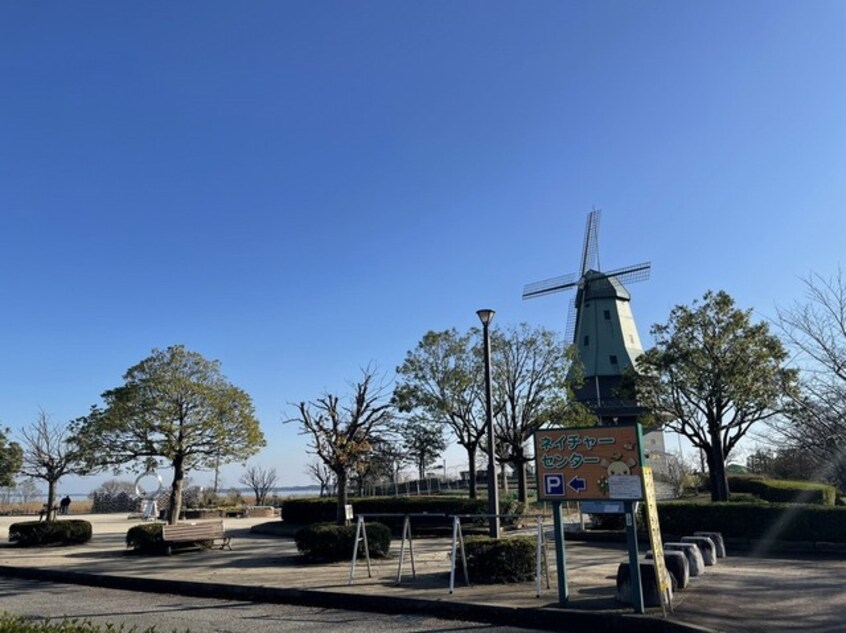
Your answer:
19;410;87;521
400;417;448;481
491;324;594;503
71;345;265;524
0;426;23;488
636;291;797;501
348;435;393;496
287;367;394;524
395;329;487;498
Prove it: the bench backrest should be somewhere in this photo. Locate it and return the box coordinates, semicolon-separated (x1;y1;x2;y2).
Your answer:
162;520;225;542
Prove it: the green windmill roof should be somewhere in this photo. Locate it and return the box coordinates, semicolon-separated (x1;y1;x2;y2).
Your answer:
579;270;632;302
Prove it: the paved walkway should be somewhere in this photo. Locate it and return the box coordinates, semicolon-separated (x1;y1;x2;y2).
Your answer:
0;514;844;633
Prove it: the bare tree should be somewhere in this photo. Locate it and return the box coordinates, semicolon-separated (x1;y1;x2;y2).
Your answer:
776;268;846;489
305;460;334;497
491;323;594;503
651;451;696;497
287;367;394;523
239;465;278;505
19;410;87;521
15;478;41;506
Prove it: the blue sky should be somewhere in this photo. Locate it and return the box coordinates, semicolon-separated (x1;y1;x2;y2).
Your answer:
1;1;844;493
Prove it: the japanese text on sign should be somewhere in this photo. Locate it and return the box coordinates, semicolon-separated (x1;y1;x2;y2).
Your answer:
533;425;644;501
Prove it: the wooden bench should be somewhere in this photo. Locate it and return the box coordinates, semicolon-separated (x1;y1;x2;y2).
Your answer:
161;520;232;555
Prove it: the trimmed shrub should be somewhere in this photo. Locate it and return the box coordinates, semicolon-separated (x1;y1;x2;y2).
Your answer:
724;474;766;493
294;521;391;561
658;501;846;542
728;475;835;505
126;523;165;554
280;498;337;524
461;536;535;583
728;492;768;504
588;513;626;530
9;520;92;547
755;480;835;505
281;496;502;529
498;497;527;526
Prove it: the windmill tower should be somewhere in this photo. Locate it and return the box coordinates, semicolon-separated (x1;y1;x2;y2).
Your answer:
522;209;651;425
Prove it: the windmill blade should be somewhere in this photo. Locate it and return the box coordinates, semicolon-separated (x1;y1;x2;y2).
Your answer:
522;272;578;300
564;295;578;344
579;209;601;275
603;261;652;285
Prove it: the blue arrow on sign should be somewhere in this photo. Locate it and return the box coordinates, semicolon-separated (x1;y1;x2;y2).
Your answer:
568;476;587;493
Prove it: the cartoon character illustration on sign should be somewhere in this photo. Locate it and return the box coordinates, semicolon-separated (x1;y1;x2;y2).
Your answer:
601;451;638;475
597;452;639;494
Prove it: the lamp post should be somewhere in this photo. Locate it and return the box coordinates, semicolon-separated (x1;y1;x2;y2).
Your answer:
477;308;500;539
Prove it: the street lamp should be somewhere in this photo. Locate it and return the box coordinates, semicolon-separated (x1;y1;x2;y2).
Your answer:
477;308;500;539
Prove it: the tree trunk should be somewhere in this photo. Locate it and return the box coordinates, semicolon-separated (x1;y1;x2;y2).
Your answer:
501;462;509;495
168;455;186;525
335;469;349;525
516;461;529;504
706;436;730;502
46;480;58;522
466;445;478;499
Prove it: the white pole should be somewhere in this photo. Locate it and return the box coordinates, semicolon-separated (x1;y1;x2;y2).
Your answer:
449;516;459;594
348;516;364;585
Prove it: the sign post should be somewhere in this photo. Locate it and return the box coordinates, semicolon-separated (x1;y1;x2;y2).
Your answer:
551;500;568;605
534;424;646;611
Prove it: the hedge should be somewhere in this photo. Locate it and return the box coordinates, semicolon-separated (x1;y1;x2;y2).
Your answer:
9;520;92;547
126;523;164;553
294;521;391;561
728;475;835;505
657;502;846;542
460;536;535;583
281;496;524;529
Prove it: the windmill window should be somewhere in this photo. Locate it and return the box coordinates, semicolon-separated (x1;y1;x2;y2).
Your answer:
609;355;618;365
604;310;611;320
583;336;589;346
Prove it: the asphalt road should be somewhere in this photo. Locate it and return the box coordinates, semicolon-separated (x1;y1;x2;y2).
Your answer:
0;577;546;633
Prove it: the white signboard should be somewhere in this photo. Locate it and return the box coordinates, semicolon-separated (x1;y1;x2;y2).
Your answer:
608;475;643;500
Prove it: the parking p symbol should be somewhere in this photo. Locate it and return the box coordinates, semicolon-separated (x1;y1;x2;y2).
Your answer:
544;473;565;496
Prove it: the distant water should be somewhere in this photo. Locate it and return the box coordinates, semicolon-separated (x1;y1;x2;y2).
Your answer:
57;485;322;501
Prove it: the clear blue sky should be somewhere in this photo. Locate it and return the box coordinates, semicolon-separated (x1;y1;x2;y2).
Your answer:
1;1;844;493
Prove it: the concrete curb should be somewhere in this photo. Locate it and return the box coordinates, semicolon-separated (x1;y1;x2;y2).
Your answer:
564;531;846;555
0;565;715;633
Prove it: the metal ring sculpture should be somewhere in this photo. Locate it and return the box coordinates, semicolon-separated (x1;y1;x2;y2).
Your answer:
135;470;165;520
135;470;165;500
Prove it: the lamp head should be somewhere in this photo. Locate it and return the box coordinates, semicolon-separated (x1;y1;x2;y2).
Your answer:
476;309;495;326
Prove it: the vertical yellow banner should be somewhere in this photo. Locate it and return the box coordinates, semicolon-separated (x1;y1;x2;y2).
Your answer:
642;466;672;613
